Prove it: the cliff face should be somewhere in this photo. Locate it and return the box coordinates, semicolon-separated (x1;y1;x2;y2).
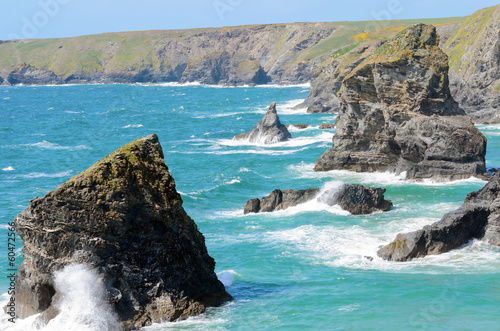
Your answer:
297;41;381;113
13;134;232;330
0;18;464;86
0;23;336;86
314;24;487;181
443;5;500;123
378;171;500;261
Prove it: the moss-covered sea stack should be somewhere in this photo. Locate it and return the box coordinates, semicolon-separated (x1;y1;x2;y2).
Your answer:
314;24;488;181
13;134;232;330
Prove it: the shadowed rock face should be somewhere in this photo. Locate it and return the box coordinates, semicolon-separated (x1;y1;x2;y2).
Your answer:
13;134;232;330
378;172;500;261
443;5;500;123
244;184;392;215
233;102;292;144
314;24;487;181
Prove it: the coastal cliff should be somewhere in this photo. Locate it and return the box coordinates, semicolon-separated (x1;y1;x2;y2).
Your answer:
0;18;463;86
314;24;487;181
13;134;232;330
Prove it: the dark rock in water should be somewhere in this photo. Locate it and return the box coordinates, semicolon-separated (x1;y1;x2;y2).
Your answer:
286;124;310;130
233;102;292;144
378;172;500;261
314;24;488;181
12;134;232;330
244;188;320;214
318;184;392;215
319;123;335;130
244;184;392;215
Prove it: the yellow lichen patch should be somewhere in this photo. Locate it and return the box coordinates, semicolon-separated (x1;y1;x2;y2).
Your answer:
144;40;150;43
121;38;125;42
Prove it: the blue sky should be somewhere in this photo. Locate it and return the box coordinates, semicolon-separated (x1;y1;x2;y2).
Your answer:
1;0;499;40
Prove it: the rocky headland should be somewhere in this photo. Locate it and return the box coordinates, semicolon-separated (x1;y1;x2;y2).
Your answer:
314;24;488;181
244;183;392;215
12;134;232;330
378;171;500;261
233;102;292;144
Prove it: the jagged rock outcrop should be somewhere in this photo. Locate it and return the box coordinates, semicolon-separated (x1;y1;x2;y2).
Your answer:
233;102;292;144
12;134;232;330
378;171;500;261
244;184;392;215
314;24;488;181
296;41;382;113
443;5;500;123
180;51;268;85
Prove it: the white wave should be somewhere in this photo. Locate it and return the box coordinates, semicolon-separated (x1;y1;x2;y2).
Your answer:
338;304;360;312
21;141;90;151
17;171;72;179
122;124;144;128
255;83;311;88
238;167;271;179
286;125;317;133
64;111;83;114
289;162;487;186
141;82;202;87
218;132;331;148
3;97;10;100
40;264;121;330
217;270;240;287
142;315;229;331
205;148;307;156
276;99;307;115
2;166;14;171
476;124;500;130
189;177;241;195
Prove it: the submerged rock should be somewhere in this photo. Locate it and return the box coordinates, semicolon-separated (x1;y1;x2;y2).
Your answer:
233;102;292;144
378;172;500;261
314;24;487;181
319;123;335;130
13;134;232;330
286;124;311;130
244;184;392;215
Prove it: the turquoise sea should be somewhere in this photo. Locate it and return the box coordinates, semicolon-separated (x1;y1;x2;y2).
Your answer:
0;84;499;330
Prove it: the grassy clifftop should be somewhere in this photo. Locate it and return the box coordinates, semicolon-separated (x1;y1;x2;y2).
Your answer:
0;17;464;85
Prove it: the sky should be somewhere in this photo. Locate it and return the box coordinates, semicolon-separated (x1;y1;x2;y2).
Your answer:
0;0;499;40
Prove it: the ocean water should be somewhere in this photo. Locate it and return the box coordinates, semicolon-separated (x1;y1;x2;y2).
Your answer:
0;83;499;330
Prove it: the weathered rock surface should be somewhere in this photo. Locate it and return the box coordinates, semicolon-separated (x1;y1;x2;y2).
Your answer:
244;184;392;215
233;102;292;144
378;171;500;261
180;51;268;85
314;24;488;181
13;134;232;330
296;41;382;113
443;5;500;123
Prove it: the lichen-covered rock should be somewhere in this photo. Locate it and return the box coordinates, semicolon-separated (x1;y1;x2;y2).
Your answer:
319;123;335;130
13;134;232;330
233;102;292;144
443;5;500;123
378;171;500;261
314;24;488;181
244;184;392;215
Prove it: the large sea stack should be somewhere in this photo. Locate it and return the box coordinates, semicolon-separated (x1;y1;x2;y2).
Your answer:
378;171;500;261
314;24;487;181
13;134;232;330
233;102;292;144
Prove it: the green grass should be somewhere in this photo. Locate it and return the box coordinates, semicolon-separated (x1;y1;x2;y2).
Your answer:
444;5;498;72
